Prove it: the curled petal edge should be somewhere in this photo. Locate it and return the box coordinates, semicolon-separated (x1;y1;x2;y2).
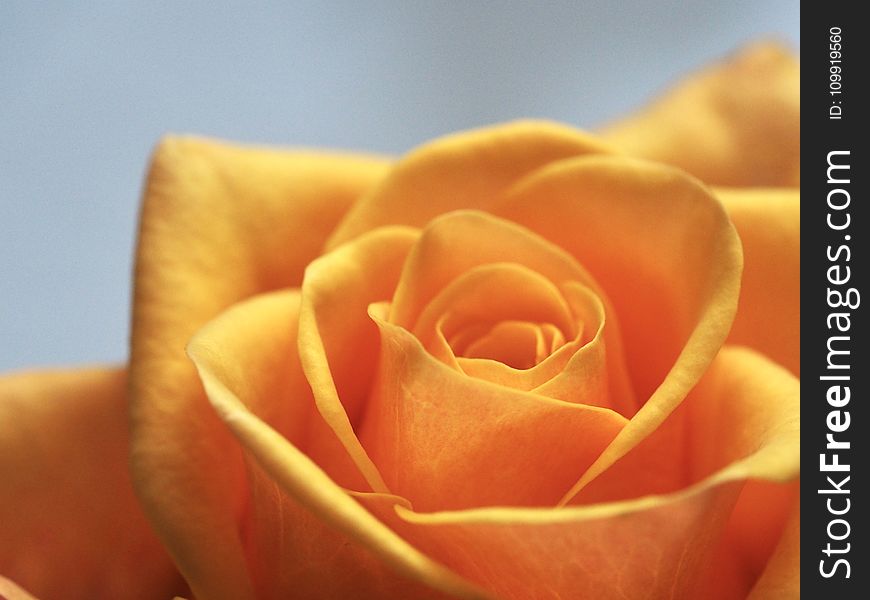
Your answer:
187;336;493;600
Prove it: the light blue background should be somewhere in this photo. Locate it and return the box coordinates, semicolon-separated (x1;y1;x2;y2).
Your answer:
1;2;799;371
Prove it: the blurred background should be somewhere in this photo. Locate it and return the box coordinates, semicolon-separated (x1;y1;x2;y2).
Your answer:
1;2;798;371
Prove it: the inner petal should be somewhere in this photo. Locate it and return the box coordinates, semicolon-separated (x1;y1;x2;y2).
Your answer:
413;262;576;355
461;320;562;370
444;281;610;404
386;210;636;416
540;323;566;355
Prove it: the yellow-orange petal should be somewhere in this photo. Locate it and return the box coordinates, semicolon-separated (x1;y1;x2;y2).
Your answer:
129;136;389;600
0;368;182;600
356;347;798;599
573;346;800;597
389;210;635;415
491;155;742;500
459;320;549;370
359;303;627;511
602;42;800;186
298;226;420;493
717;187;800;375
451;283;608;401
413;263;577;354
573;346;798;504
379;486;743;599
186;293;489;600
602;42;800;187
327;120;614;248
531;283;611;406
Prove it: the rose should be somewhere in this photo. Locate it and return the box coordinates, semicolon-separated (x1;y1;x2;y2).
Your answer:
0;41;801;600
0;42;798;599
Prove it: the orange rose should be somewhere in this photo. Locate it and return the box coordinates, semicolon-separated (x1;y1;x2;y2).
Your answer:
0;43;798;599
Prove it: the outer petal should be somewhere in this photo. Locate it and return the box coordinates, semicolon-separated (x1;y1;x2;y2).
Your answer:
698;482;798;600
129;137;389;600
186;291;489;600
602;42;800;187
327;120;614;247
569;346;800;597
717;188;800;375
362;346;798;600
573;347;798;504
0;368;181;599
491;156;743;500
747;498;800;599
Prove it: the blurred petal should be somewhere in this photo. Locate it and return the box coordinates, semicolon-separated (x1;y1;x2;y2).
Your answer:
187;293;489;600
0;368;181;599
748;497;800;599
602;42;800;187
327;120;613;247
0;577;38;600
717;188;800;375
129;136;389;600
361;347;798;599
491;156;742;500
700;482;798;599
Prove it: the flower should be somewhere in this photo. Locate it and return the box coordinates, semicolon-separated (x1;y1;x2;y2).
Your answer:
0;43;799;599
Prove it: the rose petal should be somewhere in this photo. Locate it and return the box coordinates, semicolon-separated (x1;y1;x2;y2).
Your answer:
361;347;798;599
491;155;742;501
0;368;182;599
129;136;389;600
572;346;799;504
531;283;611;405
389;210;635;415
298;227;420;493
180;289;366;492
381;487;742;600
360;304;627;510
699;482;798;599
413;262;577;345
412;262;577;359
327;120;614;248
594;348;801;598
454;283;607;399
747;497;800;599
602;42;800;187
186;293;489;600
459;320;549;369
717;188;800;375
